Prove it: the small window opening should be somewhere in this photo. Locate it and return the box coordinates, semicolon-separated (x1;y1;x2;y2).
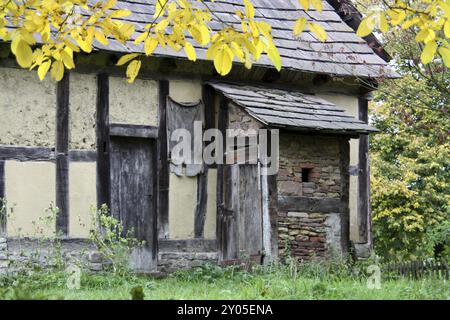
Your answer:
302;168;312;183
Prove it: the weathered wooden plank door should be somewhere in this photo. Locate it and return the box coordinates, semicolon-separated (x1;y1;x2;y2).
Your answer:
110;136;157;272
219;163;263;264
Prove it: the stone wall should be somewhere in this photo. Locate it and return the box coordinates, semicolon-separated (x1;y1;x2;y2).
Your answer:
277;133;344;261
0;237;7;275
4;238;103;273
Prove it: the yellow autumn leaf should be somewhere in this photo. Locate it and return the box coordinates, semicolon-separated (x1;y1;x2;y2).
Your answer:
116;53;139;66
76;37;92;53
444;21;450;38
244;0;255;19
267;42;282;71
379;13;389;33
357;16;376;37
184;42;197;61
421;40;438;64
144;38;159;56
15;40;33;68
199;25;211;45
95;31;109;46
126;59;141;83
311;0;323;12
416;28;435;43
51;60;64;81
61;49;75;69
134;32;148;45
109;9;131;18
102;0;117;11
154;0;168;18
438;47;450;67
298;0;310;11
294;18;307;36
214;44;233;76
11;36;21;55
37;60;51;81
309;22;327;42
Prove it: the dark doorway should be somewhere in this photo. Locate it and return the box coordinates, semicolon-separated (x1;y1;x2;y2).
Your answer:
110;136;157;272
218;163;263;264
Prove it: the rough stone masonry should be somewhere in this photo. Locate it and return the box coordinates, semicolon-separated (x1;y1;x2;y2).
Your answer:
277;134;343;261
0;237;7;275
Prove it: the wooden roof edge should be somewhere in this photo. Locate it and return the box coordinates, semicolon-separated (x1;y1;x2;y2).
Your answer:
325;0;392;63
207;82;380;135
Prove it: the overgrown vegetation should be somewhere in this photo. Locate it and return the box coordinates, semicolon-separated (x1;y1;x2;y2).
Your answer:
89;204;144;275
0;260;448;300
369;13;450;262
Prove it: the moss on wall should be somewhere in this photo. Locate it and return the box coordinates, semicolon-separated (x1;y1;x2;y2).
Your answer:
69;73;97;150
0;67;56;147
109;76;158;126
5;161;56;237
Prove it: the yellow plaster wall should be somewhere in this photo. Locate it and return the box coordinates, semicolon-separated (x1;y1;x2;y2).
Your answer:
109;76;158;126
5;161;56;237
167;80;204;239
168;174;197;239
69;73;97;150
69;162;96;238
316;93;360;242
169;80;202;104
0;67;56;147
204;169;217;239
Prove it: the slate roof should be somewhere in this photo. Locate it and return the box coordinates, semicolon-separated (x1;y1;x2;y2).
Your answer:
87;0;397;78
209;82;378;134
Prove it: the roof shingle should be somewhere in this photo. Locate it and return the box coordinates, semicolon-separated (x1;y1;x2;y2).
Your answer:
208;82;378;134
94;0;397;78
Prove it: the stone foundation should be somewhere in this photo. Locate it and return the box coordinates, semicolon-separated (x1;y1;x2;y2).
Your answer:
157;239;218;273
158;252;218;274
278;212;342;261
0;238;219;275
0;237;7;275
4;238;103;273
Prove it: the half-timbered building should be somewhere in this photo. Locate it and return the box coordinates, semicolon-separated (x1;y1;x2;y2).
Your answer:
0;0;396;273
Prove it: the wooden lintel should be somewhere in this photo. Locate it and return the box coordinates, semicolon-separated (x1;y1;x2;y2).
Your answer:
278;196;341;213
109;124;159;139
68;150;97;162
0;146;55;161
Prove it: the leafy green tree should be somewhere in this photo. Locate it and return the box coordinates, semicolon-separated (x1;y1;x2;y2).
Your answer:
369;27;449;260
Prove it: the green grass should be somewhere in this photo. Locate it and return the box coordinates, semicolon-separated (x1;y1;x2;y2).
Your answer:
1;263;449;300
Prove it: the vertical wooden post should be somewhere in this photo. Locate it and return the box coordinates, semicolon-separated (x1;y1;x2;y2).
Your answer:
194;85;214;238
96;73;111;209
157;80;169;239
358;96;371;245
339;137;351;255
216;96;228;258
56;73;70;236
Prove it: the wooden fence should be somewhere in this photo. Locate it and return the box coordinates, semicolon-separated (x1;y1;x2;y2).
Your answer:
383;260;449;280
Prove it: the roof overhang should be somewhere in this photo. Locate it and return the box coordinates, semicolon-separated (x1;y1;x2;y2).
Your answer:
208;82;378;135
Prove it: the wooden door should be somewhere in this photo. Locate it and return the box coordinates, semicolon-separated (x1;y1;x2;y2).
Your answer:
219;163;263;264
110;136;157;272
